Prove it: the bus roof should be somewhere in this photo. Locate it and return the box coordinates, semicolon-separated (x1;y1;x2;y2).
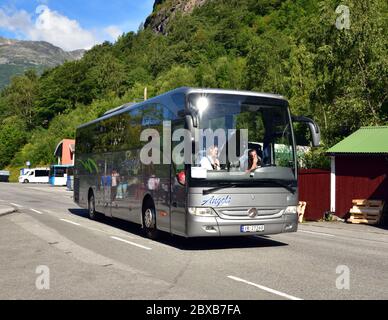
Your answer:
77;87;288;129
50;164;74;168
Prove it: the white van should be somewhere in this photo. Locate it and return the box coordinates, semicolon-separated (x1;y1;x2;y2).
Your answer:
18;168;50;184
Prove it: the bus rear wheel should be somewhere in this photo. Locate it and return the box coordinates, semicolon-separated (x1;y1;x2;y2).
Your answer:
88;192;98;220
143;204;159;240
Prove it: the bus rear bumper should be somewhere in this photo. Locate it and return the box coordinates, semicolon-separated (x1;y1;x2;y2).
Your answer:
186;214;298;237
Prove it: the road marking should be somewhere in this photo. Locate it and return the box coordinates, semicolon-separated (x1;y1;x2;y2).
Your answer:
85;226;135;239
299;230;336;237
30;209;43;215
228;276;303;300
60;219;81;226
110;236;152;251
10;203;23;208
42;209;136;240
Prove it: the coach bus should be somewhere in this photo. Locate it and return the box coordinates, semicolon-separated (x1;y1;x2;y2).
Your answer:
50;164;73;186
74;87;320;239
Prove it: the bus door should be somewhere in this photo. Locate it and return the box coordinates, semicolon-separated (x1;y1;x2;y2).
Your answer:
170;119;187;236
103;153;113;217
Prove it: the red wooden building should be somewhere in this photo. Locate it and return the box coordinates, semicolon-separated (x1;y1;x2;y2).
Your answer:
298;169;330;221
327;126;388;218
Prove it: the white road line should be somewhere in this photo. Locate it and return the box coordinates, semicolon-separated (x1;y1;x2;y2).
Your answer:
110;236;152;251
42;209;136;240
228;276;303;301
299;230;336;237
30;209;43;215
85;226;135;239
60;219;81;226
10;203;23;208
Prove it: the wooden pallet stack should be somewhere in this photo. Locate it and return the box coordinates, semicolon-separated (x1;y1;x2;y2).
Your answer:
297;201;307;223
348;199;384;225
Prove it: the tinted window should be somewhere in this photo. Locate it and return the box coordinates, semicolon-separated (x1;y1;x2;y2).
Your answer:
35;170;49;177
55;169;65;177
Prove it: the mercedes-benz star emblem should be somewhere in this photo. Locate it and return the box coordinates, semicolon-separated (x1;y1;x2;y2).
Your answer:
248;208;258;218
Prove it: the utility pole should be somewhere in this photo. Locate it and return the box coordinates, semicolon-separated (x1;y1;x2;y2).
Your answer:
144;87;148;101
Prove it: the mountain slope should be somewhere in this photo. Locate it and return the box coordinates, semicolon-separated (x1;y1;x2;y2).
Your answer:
0;0;386;174
0;37;85;89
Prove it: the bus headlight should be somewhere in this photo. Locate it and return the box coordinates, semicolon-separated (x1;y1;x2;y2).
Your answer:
188;207;217;217
284;206;297;214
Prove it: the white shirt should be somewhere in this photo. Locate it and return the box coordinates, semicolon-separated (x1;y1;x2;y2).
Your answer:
200;156;220;170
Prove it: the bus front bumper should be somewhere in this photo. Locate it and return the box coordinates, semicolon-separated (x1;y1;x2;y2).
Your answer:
186;213;298;237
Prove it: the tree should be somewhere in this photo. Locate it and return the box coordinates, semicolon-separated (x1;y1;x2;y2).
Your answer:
0;116;27;168
87;52;128;98
2;70;38;128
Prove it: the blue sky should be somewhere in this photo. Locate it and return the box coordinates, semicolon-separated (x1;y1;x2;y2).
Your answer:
0;0;154;50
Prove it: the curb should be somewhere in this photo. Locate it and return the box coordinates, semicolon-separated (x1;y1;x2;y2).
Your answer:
0;206;16;217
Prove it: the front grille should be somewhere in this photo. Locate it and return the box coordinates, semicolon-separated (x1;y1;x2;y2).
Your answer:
216;208;284;220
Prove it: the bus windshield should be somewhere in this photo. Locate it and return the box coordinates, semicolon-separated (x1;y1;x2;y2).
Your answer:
189;93;296;183
50;166;66;177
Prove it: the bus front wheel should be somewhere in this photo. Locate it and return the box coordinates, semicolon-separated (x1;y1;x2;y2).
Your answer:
88;192;98;220
143;204;159;240
24;179;29;184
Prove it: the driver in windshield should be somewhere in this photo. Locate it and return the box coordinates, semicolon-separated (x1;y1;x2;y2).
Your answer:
246;149;261;173
200;145;221;171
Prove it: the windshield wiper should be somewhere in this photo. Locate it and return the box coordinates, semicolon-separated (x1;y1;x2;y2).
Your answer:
203;184;238;195
202;179;296;195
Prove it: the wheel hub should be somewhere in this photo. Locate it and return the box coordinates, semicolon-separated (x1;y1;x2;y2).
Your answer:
144;209;153;228
89;197;94;214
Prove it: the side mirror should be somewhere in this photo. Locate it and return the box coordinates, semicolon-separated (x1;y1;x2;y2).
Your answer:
292;116;321;147
185;115;194;132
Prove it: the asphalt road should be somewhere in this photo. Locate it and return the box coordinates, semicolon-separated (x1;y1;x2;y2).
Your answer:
0;183;387;300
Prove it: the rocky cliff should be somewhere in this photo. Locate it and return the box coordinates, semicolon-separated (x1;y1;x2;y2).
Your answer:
145;0;208;34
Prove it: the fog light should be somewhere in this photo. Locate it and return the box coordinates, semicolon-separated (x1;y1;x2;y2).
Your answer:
203;226;218;233
284;223;294;231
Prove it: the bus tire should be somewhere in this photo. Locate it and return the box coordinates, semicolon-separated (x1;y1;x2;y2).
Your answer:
88;191;98;220
24;179;29;184
143;202;159;240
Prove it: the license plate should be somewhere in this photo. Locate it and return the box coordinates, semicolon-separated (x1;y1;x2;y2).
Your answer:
240;225;265;233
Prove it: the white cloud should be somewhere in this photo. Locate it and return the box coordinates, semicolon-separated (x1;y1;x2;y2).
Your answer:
104;25;123;42
28;5;97;51
0;8;32;33
0;5;124;51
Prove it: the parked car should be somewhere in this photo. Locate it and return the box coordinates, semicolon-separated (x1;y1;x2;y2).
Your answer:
0;170;10;182
18;168;50;184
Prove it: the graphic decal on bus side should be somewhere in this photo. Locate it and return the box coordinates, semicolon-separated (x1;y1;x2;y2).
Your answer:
201;195;232;207
80;159;99;174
